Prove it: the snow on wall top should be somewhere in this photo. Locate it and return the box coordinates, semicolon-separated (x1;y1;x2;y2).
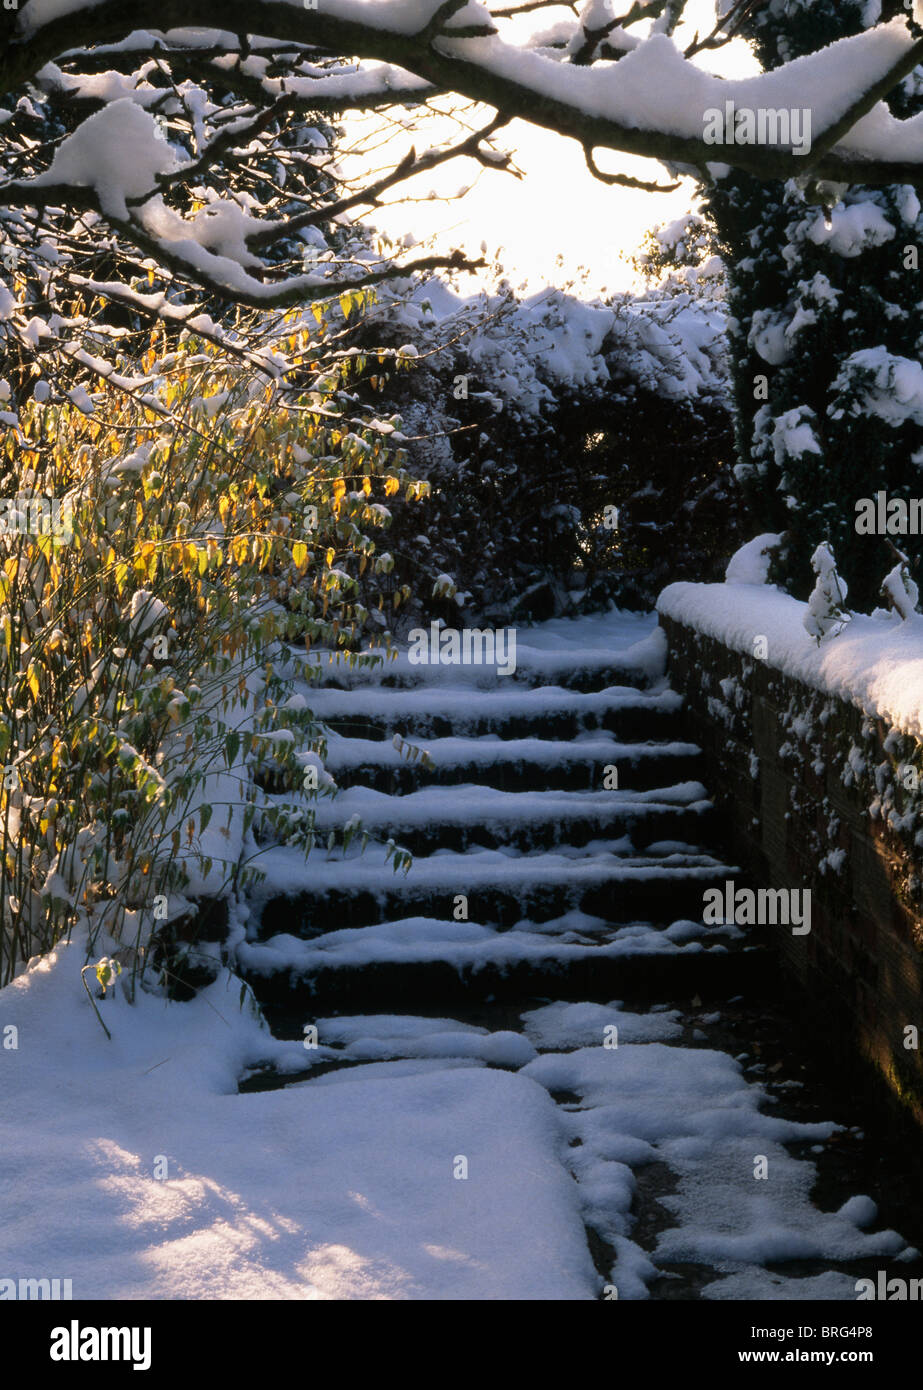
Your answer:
657;581;923;741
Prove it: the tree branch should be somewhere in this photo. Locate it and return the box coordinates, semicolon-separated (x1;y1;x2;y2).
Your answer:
5;0;923;219
583;145;680;192
246;114;512;248
797;32;923;175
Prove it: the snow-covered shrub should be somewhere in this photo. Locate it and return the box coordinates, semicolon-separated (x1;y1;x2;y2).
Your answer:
344;277;739;622
702;0;923;610
725;533;783;585
0;320;426;987
633;213;726;305
804;542;850;643
881;546;921;620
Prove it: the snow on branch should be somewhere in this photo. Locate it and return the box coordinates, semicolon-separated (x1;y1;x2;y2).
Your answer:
2;0;923;349
5;1;923;188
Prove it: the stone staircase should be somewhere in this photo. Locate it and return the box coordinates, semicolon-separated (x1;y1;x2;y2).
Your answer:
230;617;918;1298
237;621;761;1019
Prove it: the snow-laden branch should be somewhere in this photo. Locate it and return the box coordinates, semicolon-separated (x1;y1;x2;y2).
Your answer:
5;1;923;187
2;0;922;360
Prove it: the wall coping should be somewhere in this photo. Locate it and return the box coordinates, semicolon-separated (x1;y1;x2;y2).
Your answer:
658;581;923;741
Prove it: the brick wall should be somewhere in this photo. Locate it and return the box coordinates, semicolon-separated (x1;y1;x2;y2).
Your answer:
661;614;923;1127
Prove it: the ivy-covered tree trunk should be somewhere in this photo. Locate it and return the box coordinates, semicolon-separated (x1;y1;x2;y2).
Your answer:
703;0;923;610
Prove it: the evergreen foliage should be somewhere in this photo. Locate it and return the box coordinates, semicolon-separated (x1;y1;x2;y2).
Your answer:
703;0;923;610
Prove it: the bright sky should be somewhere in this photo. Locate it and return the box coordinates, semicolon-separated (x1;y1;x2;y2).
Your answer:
348;0;757;293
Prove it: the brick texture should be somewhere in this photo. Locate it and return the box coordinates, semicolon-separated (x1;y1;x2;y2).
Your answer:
662;614;923;1127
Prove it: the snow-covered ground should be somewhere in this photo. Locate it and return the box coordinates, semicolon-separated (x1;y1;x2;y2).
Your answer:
1;606;917;1301
1;925;913;1300
0;931;594;1299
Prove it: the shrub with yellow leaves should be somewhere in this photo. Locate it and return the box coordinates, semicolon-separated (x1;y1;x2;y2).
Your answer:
0;316;427;988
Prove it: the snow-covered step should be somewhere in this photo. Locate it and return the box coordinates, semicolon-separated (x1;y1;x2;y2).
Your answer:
306;682;684;743
237;913;763;1017
307;652;659;694
301;612;666;694
251;842;738;936
303;782;716;856
323;734;704;795
228;609;923;1301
